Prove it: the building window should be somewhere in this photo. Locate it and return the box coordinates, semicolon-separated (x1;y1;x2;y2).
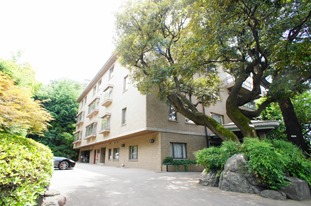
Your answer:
211;113;224;125
101;115;110;131
108;149;112;160
83;97;87;106
88;98;100;115
129;145;138;160
170;143;187;159
77;112;84;123
122;107;127;125
123;75;128;92
168;105;177;121
98;79;102;91
92;85;97;96
103;86;113;101
109;66;114;79
85;123;97;137
113;148;119;160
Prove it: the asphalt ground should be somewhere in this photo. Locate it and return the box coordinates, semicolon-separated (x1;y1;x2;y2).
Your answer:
49;163;311;206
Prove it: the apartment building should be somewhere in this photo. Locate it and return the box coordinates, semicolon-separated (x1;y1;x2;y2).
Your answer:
73;55;278;172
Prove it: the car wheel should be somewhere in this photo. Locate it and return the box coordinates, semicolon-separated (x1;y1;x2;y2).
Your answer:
58;161;69;170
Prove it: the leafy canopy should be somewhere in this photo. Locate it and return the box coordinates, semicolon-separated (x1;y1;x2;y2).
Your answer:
115;0;238;141
0;72;52;136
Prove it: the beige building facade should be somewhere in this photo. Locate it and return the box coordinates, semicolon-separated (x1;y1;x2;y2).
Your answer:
73;55;275;172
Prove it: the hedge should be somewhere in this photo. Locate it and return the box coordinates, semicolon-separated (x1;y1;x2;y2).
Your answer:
195;138;311;190
0;133;53;205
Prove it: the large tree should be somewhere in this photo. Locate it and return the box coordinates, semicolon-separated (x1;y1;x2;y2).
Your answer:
0;72;52;136
190;0;310;150
115;0;310;148
260;91;311;150
115;0;238;141
31;79;82;159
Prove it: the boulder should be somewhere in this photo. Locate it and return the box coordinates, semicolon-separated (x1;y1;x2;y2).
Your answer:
281;177;311;201
260;190;287;200
199;169;219;187
219;154;265;194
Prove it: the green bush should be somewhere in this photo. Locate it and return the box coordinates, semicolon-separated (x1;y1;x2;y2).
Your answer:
162;157;196;171
242;138;288;189
195;141;241;173
195;138;311;190
269;139;311;185
0;133;53;205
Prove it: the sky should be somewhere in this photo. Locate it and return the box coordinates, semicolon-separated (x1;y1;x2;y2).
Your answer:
0;0;127;84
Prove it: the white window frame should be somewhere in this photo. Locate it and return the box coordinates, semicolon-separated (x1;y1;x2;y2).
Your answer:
123;75;128;92
113;148;119;160
129;145;138;160
211;113;224;125
109;66;114;79
122;107;127;125
170;142;187;159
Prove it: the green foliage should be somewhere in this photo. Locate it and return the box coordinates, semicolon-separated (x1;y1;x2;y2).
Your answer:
195;141;241;173
269;139;311;185
115;0;239;142
259;91;311;143
0;72;52;136
242;138;288;189
0;57;42;94
0;133;53;205
31;79;82;159
196;138;311;189
162;157;196;171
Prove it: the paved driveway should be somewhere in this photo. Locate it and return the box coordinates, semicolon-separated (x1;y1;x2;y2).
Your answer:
49;163;311;206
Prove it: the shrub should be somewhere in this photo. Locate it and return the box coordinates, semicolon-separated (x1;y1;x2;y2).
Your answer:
242;138;287;189
269;139;311;185
162;157;196;171
195;141;241;173
0;133;53;205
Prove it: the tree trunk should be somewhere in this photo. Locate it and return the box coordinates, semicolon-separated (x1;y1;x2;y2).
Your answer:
168;93;239;142
278;98;310;154
226;77;257;138
226;94;257;138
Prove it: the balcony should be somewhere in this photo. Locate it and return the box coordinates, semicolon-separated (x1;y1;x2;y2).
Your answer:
102;98;112;107
99;126;110;135
99;113;111;135
102;85;113;107
76;112;85;126
73;138;82;144
85;134;96;140
225;76;253;95
87;98;100;119
87;108;99;119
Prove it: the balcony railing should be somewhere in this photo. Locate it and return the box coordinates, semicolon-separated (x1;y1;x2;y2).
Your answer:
225;76;253;91
87;98;100;118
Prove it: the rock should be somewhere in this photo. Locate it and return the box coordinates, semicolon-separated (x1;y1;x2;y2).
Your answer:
57;195;67;206
42;195;66;206
260;190;287;200
219;154;265;194
44;190;61;197
281;177;311;201
42;189;66;206
199;169;219;187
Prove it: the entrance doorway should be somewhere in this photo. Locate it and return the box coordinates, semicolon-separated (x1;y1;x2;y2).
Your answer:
100;148;106;163
80;150;90;163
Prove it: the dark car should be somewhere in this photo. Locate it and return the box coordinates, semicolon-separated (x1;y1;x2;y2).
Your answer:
53;156;76;170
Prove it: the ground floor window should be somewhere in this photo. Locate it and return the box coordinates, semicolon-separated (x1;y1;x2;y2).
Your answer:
113;148;119;160
108;149;112;160
129;145;138;160
170;143;187;159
